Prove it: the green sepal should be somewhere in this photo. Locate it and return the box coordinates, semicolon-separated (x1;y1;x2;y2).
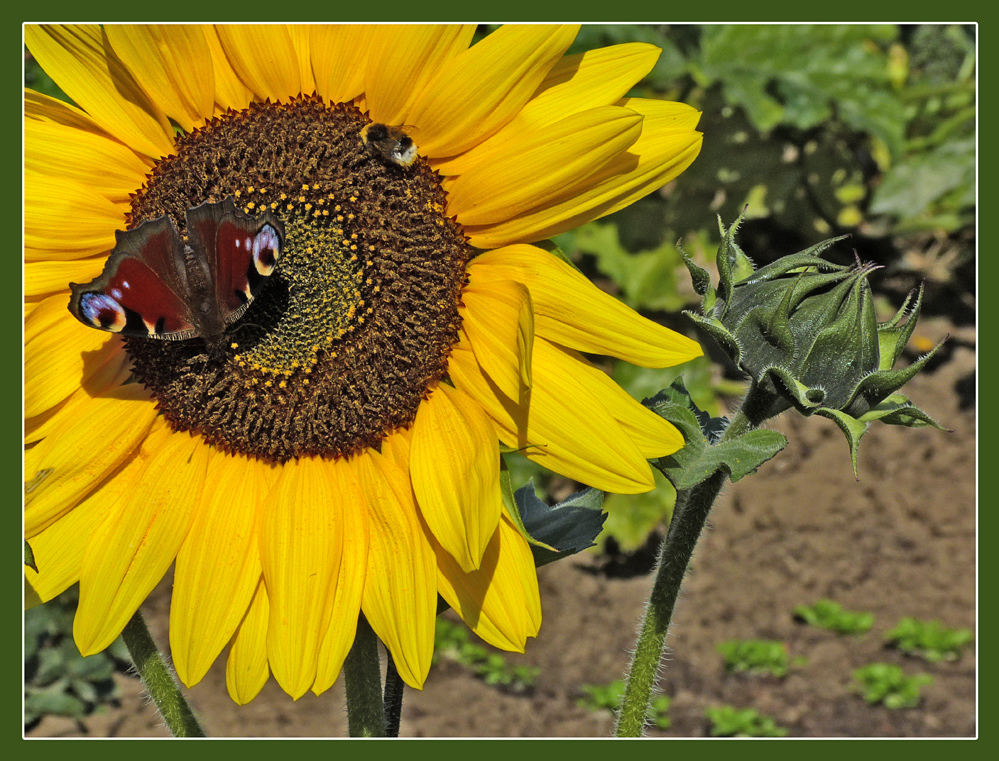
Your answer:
858;393;948;431
877;285;924;371
683;311;743;364
760;366;826;409
813;407;869;479
715;215;749;307
25;539;38;573
680;248;713;299
848;337;945;414
645;379;787;490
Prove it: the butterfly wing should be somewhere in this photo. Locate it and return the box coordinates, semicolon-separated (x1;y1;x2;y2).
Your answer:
68;215;198;339
186;197;285;329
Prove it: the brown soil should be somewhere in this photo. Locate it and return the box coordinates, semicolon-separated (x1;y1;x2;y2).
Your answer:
28;320;976;739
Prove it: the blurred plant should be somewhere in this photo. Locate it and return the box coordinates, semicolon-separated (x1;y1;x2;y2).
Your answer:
884;617;973;662
705;705;789;737
433;618;539;695
717;639;804;678
794;599;876;635
578;680;671;730
24;587;132;731
853;663;933;709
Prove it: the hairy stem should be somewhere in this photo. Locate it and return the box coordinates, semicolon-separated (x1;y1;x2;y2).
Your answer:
343;614;386;737
383;648;405;737
121;610;205;738
614;403;757;736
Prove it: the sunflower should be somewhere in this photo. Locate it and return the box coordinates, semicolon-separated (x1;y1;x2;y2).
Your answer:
24;24;703;704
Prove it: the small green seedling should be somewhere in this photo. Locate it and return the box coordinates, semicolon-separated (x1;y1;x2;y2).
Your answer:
717;639;805;677
705;706;788;737
853;663;933;709
884;617;973;662
578;680;671;729
794;599;874;635
433;618;539;694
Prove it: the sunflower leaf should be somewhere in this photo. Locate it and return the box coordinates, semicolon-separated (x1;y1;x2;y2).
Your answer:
515;483;606;568
645;378;787;489
500;462;607;567
499;465;557;555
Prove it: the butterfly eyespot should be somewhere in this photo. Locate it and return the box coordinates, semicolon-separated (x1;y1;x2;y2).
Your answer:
79;292;127;332
252;224;281;275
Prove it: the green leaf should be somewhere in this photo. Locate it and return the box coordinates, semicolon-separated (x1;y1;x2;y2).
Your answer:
25;540;38;573
697;25;906;157
884;617;973;662
512;482;607;568
573;222;687;312
25;687;87;718
498;467;557;555
870;137;975;224
793;599;874;635
645;379;787;490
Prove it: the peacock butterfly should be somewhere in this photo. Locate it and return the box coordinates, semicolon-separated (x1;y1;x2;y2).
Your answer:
68;197;284;354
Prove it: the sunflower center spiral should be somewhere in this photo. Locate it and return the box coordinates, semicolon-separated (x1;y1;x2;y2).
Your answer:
124;95;471;462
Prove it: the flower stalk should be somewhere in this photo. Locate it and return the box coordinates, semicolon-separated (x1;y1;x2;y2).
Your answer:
121;611;205;738
615;405;753;737
615;218;945;735
343;614;387;737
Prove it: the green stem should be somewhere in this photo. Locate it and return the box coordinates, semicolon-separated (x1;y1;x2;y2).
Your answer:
614;401;758;737
383;648;405;737
343;614;386;737
121;610;205;738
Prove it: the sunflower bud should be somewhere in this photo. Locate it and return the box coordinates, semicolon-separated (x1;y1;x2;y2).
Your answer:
682;217;945;475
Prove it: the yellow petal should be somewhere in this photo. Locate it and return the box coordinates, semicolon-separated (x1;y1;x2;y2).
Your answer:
312;457;369;696
104;25;215;132
170;450;267;688
25;258;107;300
380;425;414;474
355;450;436;690
410;383;502;572
258;456;342;699
435;515;541;651
541;345;684;458
310;25;372;105
461;277;534;401
449;338;656;493
25;298;122;418
226;580;271;706
463;100;703;248
25;88;112;135
215;24;300;102
25;118;152;206
25;379;157;538
470;245;703;367
286;24;316;95
25;170;125;261
203;25;252;110
364;24;476;126
24;457;143;603
24;24;174;158
407;25;578;157
445;106;643;226
25;346;130;445
434;43;661;176
75;427;210;655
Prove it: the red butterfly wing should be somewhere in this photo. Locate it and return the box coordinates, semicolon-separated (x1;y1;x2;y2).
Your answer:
68;216;196;338
186;197;284;326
